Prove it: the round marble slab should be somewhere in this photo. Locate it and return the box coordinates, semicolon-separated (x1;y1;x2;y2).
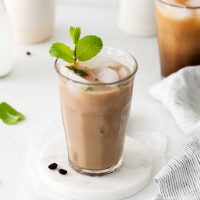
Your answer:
39;136;153;200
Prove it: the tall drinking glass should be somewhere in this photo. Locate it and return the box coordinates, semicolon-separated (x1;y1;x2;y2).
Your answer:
156;0;200;77
55;47;138;176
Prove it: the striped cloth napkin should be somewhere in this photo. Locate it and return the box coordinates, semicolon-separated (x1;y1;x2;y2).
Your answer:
150;66;200;200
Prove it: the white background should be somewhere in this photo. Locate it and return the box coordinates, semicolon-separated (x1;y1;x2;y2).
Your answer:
0;1;183;200
58;0;118;7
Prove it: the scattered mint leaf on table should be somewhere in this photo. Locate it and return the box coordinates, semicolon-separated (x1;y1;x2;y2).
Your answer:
0;102;25;125
49;26;103;76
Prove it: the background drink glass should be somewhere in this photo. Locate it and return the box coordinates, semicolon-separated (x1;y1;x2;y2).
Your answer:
119;0;156;37
155;0;200;77
5;0;55;44
55;47;138;176
0;0;12;77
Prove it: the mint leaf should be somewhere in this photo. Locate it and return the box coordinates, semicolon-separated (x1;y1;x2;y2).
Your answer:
49;27;104;73
49;42;74;63
0;102;25;125
85;87;93;91
76;35;103;61
70;26;81;45
67;66;88;77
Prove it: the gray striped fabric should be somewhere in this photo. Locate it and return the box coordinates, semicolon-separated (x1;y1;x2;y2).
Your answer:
150;66;200;200
153;127;200;200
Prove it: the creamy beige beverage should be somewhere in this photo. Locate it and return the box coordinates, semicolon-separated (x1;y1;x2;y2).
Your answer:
156;0;200;77
55;48;137;175
51;27;138;175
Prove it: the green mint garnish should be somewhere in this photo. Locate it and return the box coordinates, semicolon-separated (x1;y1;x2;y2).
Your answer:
66;66;88;77
49;26;103;70
85;87;93;91
76;35;103;61
70;27;81;45
0;102;25;125
49;42;74;63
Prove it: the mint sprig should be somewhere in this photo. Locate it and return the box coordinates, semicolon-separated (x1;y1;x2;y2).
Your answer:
49;26;103;69
70;27;81;45
0;102;25;125
76;35;103;61
67;66;88;77
49;42;74;63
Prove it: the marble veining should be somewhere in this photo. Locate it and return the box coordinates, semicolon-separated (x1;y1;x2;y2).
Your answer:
39;136;153;200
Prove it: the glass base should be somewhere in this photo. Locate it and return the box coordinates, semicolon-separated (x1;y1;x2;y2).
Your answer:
69;159;122;176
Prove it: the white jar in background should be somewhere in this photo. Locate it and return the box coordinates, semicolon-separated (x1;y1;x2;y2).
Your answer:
0;0;13;77
5;0;55;44
118;0;156;37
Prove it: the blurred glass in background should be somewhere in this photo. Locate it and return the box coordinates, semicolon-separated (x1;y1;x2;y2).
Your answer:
5;0;55;44
0;0;12;77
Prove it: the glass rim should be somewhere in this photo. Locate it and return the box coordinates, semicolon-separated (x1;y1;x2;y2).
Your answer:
54;46;138;86
157;0;200;9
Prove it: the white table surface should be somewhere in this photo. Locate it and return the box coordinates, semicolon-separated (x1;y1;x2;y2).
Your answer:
0;4;184;200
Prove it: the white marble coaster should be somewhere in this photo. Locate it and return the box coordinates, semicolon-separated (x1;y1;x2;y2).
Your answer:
38;136;153;200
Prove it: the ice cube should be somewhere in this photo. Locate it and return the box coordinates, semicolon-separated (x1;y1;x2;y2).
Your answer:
102;59;122;68
95;67;119;83
60;66;89;83
79;56;122;69
79;56;103;69
118;67;128;79
60;66;90;95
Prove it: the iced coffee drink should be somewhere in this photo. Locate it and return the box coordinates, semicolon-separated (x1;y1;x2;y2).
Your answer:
156;0;200;77
50;27;137;175
55;48;137;175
